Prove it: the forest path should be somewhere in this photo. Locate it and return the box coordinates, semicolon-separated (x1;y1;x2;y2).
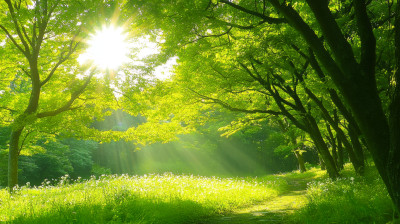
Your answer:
202;179;310;223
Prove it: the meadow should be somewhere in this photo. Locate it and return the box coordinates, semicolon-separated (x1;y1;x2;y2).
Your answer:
0;165;396;223
0;173;287;223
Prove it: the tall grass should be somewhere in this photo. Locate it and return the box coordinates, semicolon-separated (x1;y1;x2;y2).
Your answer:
0;173;287;223
290;165;395;224
1;165;395;223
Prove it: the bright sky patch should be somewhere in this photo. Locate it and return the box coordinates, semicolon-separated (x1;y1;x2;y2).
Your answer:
79;26;129;70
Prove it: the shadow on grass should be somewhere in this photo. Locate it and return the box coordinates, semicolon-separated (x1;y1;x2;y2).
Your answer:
11;197;214;224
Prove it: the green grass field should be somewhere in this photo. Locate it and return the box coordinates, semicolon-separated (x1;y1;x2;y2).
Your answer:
0;165;396;223
0;173;287;223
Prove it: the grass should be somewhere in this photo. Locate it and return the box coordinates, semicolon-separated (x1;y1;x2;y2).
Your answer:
0;165;396;223
290;164;395;224
0;173;287;223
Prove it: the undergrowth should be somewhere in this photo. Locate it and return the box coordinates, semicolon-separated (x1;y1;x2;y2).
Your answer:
290;164;395;224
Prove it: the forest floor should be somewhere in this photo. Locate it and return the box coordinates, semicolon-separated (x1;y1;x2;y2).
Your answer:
203;176;312;223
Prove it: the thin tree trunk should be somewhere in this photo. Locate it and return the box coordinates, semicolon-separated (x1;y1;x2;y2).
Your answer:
387;1;400;214
294;150;306;173
326;123;340;170
8;128;23;189
319;155;326;170
305;114;338;178
348;125;365;173
337;133;344;170
285;125;307;173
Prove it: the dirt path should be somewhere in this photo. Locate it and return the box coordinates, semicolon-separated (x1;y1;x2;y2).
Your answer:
202;180;309;223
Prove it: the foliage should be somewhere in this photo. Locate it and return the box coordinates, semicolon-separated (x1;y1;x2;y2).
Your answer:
63;139;98;179
16;138;97;186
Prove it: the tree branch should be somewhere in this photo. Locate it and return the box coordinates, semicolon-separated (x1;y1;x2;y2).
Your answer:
19;66;31;78
40;42;79;87
219;0;287;24
198;26;233;38
268;0;346;86
36;71;94;118
188;88;281;115
271;84;300;111
353;0;376;80
21;25;33;48
4;0;31;56
0;25;28;57
304;0;360;78
238;58;308;131
209;17;269;30
18;129;33;155
270;89;308;131
188;27;232;44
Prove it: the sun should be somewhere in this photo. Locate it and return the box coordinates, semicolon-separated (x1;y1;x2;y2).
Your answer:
79;25;129;70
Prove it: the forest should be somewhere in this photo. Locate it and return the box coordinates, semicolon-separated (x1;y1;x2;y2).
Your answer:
0;0;399;223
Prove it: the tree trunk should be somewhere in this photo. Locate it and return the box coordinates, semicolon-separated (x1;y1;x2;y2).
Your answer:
8;128;23;189
286;127;307;173
337;135;344;170
387;1;400;214
305;88;364;174
325;123;340;171
319;155;326;170
348;125;365;173
307;42;365;173
307;0;398;212
334;125;364;174
7;58;41;189
294;150;306;173
305;114;339;178
388;105;400;215
331;143;339;170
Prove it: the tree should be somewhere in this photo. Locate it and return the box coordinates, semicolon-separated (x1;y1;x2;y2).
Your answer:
0;0;120;189
126;0;400;212
267;0;400;213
